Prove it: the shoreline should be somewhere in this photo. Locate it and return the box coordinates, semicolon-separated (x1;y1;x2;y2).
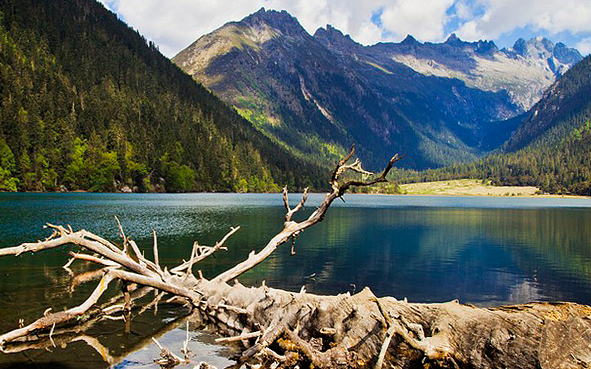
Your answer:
395;179;588;199
392;192;586;199
1;179;589;199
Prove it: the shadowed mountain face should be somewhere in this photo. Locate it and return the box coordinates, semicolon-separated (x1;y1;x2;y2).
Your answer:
173;8;580;170
502;55;591;152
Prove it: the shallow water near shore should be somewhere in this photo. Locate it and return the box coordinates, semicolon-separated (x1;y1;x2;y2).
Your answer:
1;192;591;368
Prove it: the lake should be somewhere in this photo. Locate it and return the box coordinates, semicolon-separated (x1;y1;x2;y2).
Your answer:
1;193;591;368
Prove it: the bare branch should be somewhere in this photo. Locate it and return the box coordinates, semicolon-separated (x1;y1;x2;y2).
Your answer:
215;331;261;343
67;252;119;267
213;149;401;284
153;229;160;270
170;226;240;275
129;239;164;278
114;215;129;254
284;187;309;222
109;269;202;303
79;230;124;255
338;153;404;196
330;145;356;184
282;186;290;212
0;272;114;346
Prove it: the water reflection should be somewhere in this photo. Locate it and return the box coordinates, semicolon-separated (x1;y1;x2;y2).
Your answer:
1;193;591;367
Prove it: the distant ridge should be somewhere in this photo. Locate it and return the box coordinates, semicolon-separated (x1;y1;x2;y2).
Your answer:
395;56;591;195
369;33;581;111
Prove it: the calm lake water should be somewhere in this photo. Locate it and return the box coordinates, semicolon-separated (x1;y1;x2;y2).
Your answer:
1;192;591;368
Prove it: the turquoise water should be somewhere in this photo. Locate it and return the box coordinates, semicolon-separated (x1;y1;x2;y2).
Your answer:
1;193;591;367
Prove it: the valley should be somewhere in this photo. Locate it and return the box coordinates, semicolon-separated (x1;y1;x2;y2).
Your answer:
173;8;582;171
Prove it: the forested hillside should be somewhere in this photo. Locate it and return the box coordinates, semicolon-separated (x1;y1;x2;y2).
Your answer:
391;56;591;195
503;55;591;151
0;0;323;192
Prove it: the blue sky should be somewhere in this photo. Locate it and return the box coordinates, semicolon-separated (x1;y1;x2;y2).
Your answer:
99;0;591;57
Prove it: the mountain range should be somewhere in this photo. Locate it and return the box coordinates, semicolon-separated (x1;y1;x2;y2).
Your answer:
1;1;590;194
368;32;581;111
173;8;582;170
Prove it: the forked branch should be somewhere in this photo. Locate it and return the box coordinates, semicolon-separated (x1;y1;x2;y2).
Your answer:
212;146;401;284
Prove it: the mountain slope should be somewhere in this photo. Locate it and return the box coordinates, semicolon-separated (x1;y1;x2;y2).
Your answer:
393;56;591;195
375;34;581;111
0;0;323;192
503;55;591;151
174;8;522;170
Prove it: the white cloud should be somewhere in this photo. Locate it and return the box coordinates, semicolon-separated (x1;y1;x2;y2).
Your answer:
455;0;591;41
104;0;271;57
454;0;473;20
94;0;401;56
380;0;455;42
95;0;591;57
577;38;591;56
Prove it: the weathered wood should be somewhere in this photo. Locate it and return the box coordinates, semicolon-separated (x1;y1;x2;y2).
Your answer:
215;331;261;343
0;273;114;346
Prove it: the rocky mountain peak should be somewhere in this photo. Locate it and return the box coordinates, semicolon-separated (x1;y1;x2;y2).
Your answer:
445;33;465;47
554;42;584;65
313;24;360;52
508;36;582;75
512;36;554;59
400;34;420;46
474;39;498;55
241;8;307;38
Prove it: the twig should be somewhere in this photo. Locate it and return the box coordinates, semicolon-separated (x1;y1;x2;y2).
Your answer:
283;187;309;222
153;229;160;270
67;252;119;267
114;215;128;254
215;331;262;343
170;226;240;275
152;337;182;367
49;323;56;348
182;321;190;361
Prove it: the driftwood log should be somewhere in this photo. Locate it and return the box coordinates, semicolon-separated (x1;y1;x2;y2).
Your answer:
1;147;591;369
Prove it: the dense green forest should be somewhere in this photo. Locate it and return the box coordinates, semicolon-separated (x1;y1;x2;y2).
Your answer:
0;0;324;193
389;121;591;195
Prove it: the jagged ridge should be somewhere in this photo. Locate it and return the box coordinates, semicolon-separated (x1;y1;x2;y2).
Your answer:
174;8;538;170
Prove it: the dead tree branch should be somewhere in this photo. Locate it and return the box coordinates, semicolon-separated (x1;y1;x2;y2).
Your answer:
212;147;401;284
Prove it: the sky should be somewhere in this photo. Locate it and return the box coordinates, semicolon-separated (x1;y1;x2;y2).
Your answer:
98;0;591;58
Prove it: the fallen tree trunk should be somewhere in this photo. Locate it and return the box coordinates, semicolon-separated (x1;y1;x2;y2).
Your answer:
1;147;591;369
